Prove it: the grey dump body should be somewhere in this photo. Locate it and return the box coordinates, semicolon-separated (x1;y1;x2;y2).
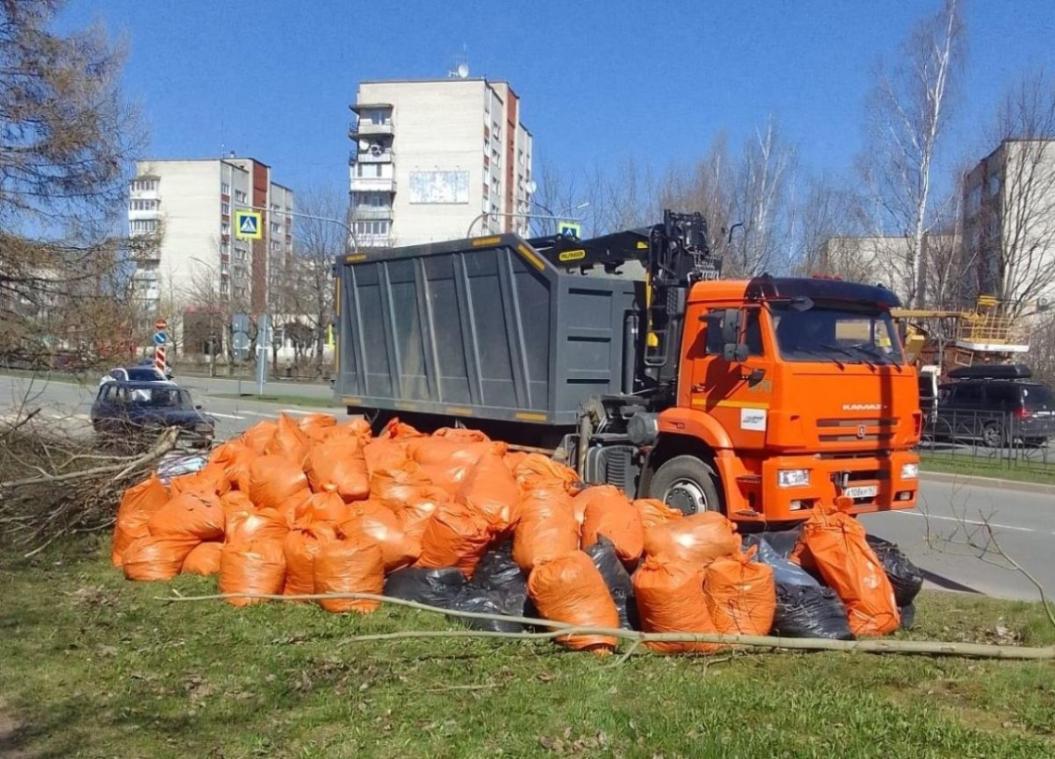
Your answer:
334;234;640;427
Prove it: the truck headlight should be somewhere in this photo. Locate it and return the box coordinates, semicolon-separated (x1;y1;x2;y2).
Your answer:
777;469;810;488
900;463;919;480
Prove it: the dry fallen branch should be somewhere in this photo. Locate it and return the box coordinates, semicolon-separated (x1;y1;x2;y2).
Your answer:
157;591;1055;661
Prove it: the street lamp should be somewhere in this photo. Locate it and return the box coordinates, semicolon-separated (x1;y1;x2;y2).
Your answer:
466;202;590;238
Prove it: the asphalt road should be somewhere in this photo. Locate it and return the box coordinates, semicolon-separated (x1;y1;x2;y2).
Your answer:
2;372;1051;603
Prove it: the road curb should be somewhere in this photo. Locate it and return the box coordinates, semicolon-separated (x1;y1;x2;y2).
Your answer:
921;470;1055;495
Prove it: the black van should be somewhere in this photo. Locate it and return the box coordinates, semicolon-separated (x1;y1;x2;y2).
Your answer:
935;365;1054;447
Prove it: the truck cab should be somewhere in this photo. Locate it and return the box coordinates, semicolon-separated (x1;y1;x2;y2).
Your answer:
642;276;920;523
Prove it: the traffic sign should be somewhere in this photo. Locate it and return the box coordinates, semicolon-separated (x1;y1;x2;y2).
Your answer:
235;210;262;240
154;318;168;331
153;331;167;346
558;220;581;239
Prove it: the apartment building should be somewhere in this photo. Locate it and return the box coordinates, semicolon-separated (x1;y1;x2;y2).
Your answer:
127;157;294;321
348;76;533;247
960;139;1055;312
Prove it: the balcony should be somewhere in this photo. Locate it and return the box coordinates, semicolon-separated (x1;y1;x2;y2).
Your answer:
349;120;394;138
356;233;394;249
352;206;394;221
349;175;396;193
352;147;395;164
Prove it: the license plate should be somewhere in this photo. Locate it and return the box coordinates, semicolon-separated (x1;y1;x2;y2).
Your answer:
844;485;878;499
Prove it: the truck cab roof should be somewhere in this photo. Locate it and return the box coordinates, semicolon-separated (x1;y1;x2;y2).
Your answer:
690;276;901;309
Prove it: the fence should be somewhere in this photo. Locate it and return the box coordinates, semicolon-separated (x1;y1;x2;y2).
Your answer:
920;408;1054;481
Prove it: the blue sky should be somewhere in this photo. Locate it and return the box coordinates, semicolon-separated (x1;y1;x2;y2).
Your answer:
60;0;1055;196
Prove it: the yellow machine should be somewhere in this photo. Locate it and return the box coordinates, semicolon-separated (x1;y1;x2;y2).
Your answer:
893;296;1029;371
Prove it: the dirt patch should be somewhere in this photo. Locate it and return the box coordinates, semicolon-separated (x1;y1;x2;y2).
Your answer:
0;701;29;758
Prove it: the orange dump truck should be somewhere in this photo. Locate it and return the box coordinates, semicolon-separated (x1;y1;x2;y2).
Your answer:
334;211;920;523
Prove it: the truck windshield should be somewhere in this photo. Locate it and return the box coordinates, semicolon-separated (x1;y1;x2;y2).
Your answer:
770;303;904;365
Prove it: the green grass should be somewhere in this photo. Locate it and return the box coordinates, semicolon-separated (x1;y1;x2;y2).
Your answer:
921;453;1055;486
2;538;1054;758
209;392;341;409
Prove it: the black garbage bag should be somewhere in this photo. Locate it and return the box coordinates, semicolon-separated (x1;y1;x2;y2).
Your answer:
585;536;636;629
865;535;924;607
899;603;916;630
451;541;531;633
742;535;820;588
383;567;465;609
773;582;854;640
758;525;803;559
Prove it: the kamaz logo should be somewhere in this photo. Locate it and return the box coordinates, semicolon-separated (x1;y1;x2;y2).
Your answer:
842;403;884;411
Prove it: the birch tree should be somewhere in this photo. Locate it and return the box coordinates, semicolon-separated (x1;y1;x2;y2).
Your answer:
858;0;963;306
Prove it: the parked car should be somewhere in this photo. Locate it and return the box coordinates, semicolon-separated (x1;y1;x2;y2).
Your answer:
91;381;215;448
99;365;174;387
917;369;939;425
933;364;1054;447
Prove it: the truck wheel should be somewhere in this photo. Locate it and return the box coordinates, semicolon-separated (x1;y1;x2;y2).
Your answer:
649;455;723;515
982;422;1004;448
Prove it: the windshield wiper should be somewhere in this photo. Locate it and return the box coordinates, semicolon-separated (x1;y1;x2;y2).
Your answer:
794;347;844;368
848;343;903;372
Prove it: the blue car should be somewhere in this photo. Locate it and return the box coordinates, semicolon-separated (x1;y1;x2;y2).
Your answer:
91;381;215;448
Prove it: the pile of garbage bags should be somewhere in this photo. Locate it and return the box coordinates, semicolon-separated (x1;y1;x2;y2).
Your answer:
112;414;923;653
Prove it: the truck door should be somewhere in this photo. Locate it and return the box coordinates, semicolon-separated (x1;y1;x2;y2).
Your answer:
689;306;773;450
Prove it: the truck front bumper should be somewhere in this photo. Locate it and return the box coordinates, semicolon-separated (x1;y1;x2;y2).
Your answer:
718;450;920;523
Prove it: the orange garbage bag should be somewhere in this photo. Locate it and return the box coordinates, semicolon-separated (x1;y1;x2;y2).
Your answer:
369;464;431;505
112;474;169;566
313;536;385;613
169;462;231;497
633;498;684;529
643;512;740;565
457;453;520;532
220;490;255;536
241;420;277;454
298;412;337;442
122;535;199;581
264;413;311;465
415;500;493;578
326;417;373;445
392;486;448;555
340;501;417;571
181;541;223;576
580;486;644;565
305;437;369;501
704;547;777;636
363;438;410;476
527;551;620;652
378;417;423;439
791;504;900;636
147;492;225;541
632;557;721;654
226;506;289;546
407;434;504;494
283;523;337;595
210;440;255;492
512;489;580;571
219;538;287;606
304;491;352;524
248;454;310;511
513;453;581;495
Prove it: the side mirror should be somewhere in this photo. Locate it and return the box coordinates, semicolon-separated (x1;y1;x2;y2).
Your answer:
720;308;741;345
195;404;203;410
720;308;748;362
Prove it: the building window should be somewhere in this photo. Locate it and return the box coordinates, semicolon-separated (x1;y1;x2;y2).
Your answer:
129;219;158;234
354;220;390;236
221;202;230;215
222;222;230;235
235;189;246;203
131;178;158;192
221;182;230;195
129;199;159;211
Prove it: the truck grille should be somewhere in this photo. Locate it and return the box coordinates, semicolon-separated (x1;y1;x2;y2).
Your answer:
816;417;898;444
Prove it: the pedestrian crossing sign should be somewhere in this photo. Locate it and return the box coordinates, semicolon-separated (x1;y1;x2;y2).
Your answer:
235;210;262;240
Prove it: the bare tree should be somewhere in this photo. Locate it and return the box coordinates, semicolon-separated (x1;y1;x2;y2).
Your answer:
978;72;1055;316
729;118;795;276
858;0;963;306
283;186;346;378
0;0;144;372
